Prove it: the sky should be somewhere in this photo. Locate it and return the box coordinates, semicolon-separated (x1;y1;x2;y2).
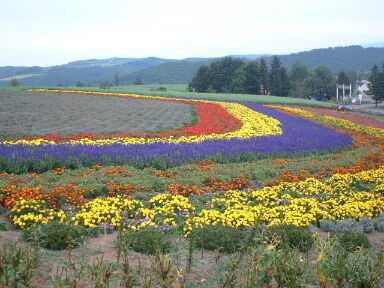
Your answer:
1;0;383;66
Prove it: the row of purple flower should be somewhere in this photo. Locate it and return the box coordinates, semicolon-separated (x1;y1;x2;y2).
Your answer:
0;103;353;170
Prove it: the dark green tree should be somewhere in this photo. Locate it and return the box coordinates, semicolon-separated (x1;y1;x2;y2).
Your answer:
279;67;291;96
133;78;143;85
368;64;384;107
269;56;290;96
231;61;261;94
99;80;111;89
269;56;282;96
114;73;120;86
75;81;86;87
289;62;308;98
345;69;359;86
259;58;269;94
304;66;336;101
189;65;210;92
337;71;350;85
208;57;244;92
10;78;20;86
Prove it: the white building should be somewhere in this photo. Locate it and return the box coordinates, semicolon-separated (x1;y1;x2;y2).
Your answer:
357;80;372;100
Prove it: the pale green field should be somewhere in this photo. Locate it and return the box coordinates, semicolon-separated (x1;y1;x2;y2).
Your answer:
35;84;338;107
0;73;46;81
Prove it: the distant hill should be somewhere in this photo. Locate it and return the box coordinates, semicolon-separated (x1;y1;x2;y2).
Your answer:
0;66;43;79
3;57;177;86
263;46;384;73
63;57;144;67
1;45;384;86
119;59;215;84
230;54;272;60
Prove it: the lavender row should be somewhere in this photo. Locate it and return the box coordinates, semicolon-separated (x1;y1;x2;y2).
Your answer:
0;103;353;170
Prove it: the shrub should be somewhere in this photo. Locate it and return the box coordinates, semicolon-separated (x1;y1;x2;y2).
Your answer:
374;221;384;232
357;216;375;233
319;219;336;232
191;225;248;253
85;225;114;238
0;220;6;231
23;222;86;250
0;242;37;287
265;225;316;252
331;229;371;252
121;227;172;255
271;248;306;288
317;239;384;287
345;249;384;287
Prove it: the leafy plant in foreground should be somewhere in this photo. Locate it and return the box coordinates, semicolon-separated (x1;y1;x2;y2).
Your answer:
120;227;172;255
23;222;86;250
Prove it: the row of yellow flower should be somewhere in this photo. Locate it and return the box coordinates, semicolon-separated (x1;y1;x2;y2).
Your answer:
3;90;282;145
9;166;384;234
270;105;384;139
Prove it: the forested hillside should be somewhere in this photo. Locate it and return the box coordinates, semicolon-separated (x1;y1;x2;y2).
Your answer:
264;46;384;73
1;46;384;86
119;60;214;85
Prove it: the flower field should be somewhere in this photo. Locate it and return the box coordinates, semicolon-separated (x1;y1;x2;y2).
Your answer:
0;89;383;232
1;88;384;287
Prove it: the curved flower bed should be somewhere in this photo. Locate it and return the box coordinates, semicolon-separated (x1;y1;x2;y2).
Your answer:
4;102;243;143
0;106;353;168
8;166;384;232
3;90;282;145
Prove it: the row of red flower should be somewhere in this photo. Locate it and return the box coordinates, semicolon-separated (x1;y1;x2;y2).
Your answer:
6;91;242;142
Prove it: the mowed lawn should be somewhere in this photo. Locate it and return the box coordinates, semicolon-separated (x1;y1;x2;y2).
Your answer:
0;90;195;139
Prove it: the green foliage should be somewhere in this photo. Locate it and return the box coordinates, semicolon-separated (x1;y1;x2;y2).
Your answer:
133;78;143;85
121;227;172;255
304;66;336;100
231;61;261;94
208;57;245;93
331;229;371;252
272;45;384;73
265;225;316;252
191;225;248;253
269;56;290;96
189;65;210;92
0;242;37;287
114;72;120;86
317;239;384;288
259;58;269;93
118;59;214;86
3;46;384;88
98;80;111;89
368;64;384;106
10;78;20;86
345;249;384;288
374;221;384;232
270;248;306;288
0;220;6;231
75;81;87;87
337;71;350;85
23;222;86;250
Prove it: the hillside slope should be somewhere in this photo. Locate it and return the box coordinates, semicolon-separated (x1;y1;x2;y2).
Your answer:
1;45;384;86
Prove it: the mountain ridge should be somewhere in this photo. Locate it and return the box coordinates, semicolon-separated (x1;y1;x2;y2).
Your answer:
1;45;384;86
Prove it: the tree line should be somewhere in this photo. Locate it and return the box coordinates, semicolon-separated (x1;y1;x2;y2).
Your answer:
188;56;368;101
368;64;384;106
